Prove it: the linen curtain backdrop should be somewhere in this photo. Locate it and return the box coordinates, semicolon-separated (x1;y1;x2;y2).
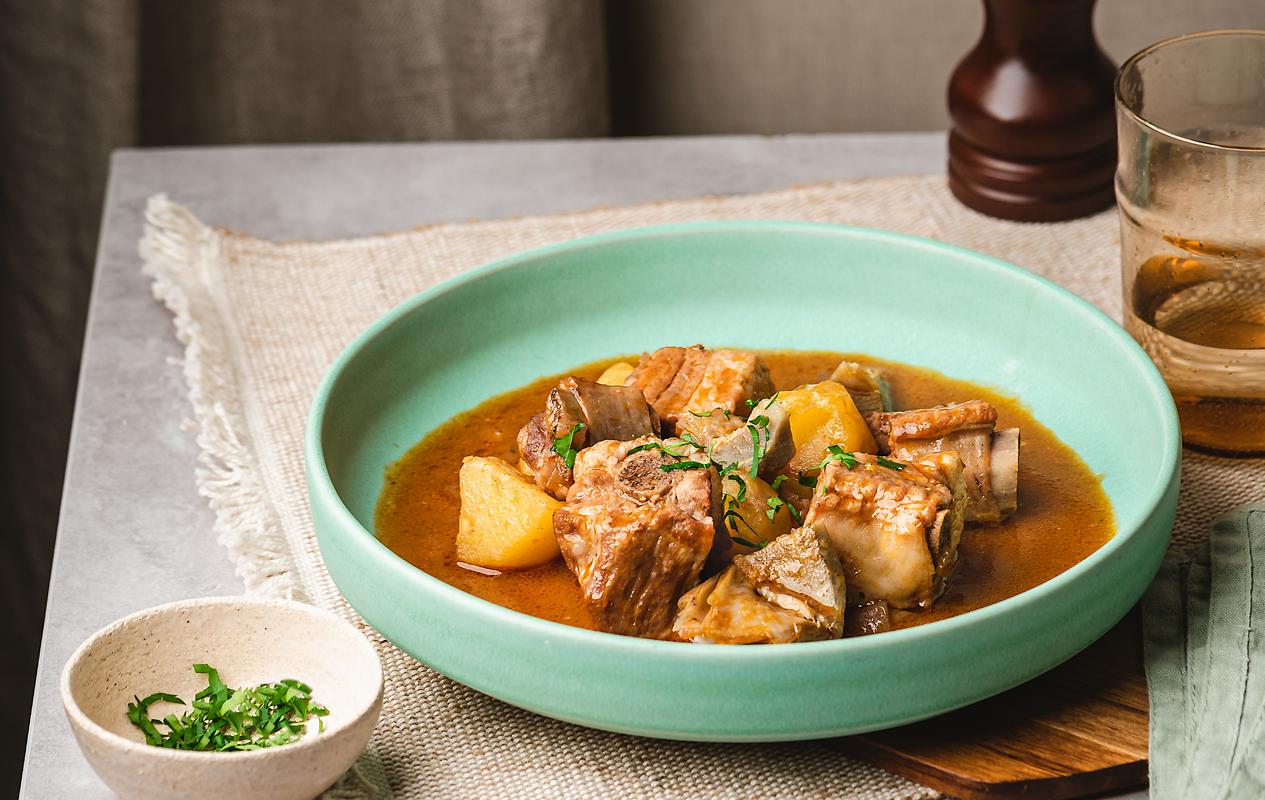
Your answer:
0;2;607;796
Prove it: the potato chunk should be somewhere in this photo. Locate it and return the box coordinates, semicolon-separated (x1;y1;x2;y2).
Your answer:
718;473;795;552
458;456;563;568
597;361;636;386
778;381;878;474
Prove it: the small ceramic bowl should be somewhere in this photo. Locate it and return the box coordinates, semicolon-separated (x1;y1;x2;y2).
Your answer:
61;596;383;800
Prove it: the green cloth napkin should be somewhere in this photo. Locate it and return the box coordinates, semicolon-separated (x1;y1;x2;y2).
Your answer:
1144;501;1265;800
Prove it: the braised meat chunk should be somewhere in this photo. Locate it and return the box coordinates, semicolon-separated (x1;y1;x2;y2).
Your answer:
516;412;568;499
691;348;776;417
845;600;892;637
803;453;965;609
866;400;1020;522
517;377;659;500
625;345;775;428
673;525;846;644
553;376;660;443
553;437;721;639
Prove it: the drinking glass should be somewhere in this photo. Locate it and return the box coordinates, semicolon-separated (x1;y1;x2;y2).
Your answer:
1116;30;1265;457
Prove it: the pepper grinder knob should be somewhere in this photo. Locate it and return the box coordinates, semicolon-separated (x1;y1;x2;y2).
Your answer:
947;0;1117;222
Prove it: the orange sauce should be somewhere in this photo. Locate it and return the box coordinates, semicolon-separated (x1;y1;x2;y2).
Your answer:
374;351;1114;635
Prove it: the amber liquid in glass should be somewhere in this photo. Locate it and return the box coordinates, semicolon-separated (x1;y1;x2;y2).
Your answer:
1124;235;1265;456
1116;51;1265;456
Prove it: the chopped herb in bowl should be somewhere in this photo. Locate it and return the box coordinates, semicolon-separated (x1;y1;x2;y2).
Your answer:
126;663;329;751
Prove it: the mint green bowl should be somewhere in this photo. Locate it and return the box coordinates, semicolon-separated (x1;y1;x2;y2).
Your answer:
306;221;1179;741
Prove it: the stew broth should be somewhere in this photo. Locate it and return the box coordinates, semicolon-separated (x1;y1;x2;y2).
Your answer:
375;351;1114;635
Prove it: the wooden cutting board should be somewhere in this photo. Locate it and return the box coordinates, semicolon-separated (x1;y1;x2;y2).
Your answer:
826;609;1149;800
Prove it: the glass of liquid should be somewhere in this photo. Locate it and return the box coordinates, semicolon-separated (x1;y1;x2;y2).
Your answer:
1117;30;1265;457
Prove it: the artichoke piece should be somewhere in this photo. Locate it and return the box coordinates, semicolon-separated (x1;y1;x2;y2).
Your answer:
829;360;890;415
673;525;846;644
707;398;795;481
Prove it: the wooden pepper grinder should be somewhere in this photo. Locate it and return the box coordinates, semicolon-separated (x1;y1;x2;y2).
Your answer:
948;0;1117;222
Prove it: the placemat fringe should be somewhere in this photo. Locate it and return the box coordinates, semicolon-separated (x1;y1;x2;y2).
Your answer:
141;195;306;603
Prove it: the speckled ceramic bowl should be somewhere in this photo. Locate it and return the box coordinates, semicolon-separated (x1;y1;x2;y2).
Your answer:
306;221;1180;741
61;596;383;800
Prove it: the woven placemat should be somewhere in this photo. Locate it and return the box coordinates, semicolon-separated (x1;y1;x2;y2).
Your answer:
140;173;1264;799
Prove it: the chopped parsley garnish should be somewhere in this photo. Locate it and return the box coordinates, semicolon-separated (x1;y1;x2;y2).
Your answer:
551;422;586;470
766;494;801;525
811;447;905;473
719;473;766;548
626;438;715;474
806;448;907;480
679;432;706;450
744;414;772;478
126;664;328;751
660;460;711;471
617;406;801;547
762;472;802;524
627;438;699;460
764;496;782;521
815;445;861;472
722;502;753;538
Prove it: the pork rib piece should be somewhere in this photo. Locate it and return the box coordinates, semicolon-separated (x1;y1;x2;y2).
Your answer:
803;452;965;609
625;345;776;429
553;437;721;639
866;400;1020;522
673;525;846;644
517;376;659;500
